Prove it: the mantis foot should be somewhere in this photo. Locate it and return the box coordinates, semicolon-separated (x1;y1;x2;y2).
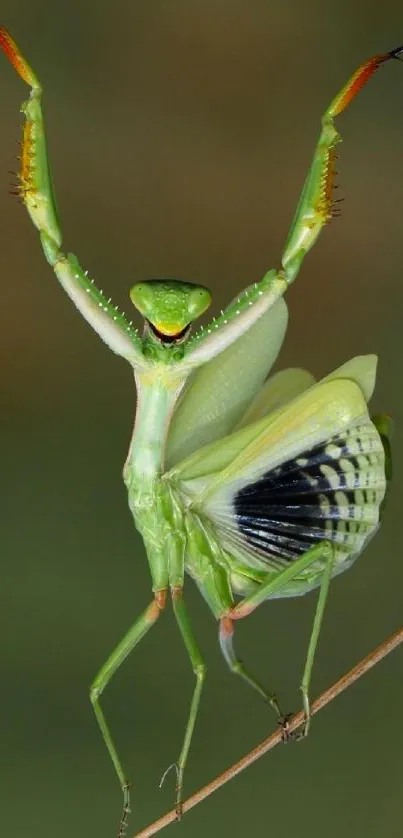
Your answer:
159;762;183;821
117;782;132;838
159;762;183;819
277;713;296;742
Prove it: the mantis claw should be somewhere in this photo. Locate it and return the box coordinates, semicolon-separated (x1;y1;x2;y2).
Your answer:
389;45;403;61
175;801;183;821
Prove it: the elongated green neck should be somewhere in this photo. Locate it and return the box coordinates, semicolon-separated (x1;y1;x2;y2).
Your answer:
126;368;187;482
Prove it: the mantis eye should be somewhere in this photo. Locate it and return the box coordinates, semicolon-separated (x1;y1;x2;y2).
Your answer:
129;283;154;318
187;287;212;321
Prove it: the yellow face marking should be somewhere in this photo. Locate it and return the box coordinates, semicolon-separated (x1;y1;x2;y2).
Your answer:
155;322;186;336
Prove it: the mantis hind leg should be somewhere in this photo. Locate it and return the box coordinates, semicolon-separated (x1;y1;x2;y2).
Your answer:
297;545;335;738
90;590;167;838
222;541;335;739
219;617;286;725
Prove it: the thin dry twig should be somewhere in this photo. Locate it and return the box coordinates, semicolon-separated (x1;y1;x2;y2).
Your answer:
133;625;403;838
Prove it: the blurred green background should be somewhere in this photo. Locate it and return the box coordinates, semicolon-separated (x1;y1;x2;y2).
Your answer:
1;2;402;837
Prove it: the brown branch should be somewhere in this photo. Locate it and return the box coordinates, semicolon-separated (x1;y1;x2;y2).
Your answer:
132;625;403;838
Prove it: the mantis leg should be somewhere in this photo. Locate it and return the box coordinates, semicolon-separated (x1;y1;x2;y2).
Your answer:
0;27;144;363
90;590;167;838
219;617;285;721
182;43;402;372
231;541;334;619
170;586;206;817
298;545;335;738
281;46;403;284
223;541;335;736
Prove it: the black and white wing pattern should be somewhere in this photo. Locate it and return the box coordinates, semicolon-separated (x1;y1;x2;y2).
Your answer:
228;421;385;568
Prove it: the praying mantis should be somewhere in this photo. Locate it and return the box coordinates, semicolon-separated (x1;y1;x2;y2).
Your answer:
0;25;398;837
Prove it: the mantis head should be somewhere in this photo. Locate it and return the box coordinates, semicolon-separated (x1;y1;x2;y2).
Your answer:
130;280;212;343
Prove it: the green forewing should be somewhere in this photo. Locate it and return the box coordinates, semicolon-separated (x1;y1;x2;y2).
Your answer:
235;367;316;429
322;354;378;402
178;377;370;499
169;355;378;484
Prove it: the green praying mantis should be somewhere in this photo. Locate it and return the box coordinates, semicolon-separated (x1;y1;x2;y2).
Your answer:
0;25;398;837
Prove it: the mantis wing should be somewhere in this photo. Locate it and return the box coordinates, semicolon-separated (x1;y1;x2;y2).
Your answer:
170;356;387;585
165;297;288;468
235;367;316;429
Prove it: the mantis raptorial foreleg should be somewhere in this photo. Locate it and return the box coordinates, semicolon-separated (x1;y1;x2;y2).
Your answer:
220;542;335;737
90;591;167;837
281;47;403;283
181;46;403;370
0;26;144;364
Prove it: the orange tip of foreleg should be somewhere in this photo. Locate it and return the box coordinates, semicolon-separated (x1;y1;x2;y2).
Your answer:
329;45;403;118
0;25;40;88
